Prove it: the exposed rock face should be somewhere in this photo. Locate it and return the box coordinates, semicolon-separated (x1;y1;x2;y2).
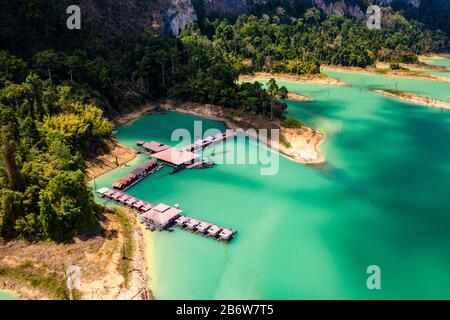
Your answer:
313;0;364;18
56;0;197;38
312;0;421;18
375;0;421;8
56;0;426;38
201;0;252;15
161;0;197;36
198;0;422;20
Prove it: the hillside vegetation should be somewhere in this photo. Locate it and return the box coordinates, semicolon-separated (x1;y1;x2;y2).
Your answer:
0;1;448;242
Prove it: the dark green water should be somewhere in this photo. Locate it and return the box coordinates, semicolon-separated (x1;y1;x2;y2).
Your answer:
93;71;450;299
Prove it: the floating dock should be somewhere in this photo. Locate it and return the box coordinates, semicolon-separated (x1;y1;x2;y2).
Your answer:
97;187;237;243
182;129;238;152
138;130;238;155
97;130;240;243
112;160;163;191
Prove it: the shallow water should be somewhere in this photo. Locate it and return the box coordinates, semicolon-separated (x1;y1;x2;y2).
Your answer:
415;57;450;79
411;68;450;80
421;57;450;68
94;71;450;299
0;291;21;300
322;68;450;102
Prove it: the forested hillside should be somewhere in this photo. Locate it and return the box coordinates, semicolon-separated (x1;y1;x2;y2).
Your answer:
0;0;448;242
200;7;447;71
0;1;287;241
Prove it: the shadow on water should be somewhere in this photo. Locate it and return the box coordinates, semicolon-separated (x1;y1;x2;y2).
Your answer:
102;72;450;298
309;94;450;298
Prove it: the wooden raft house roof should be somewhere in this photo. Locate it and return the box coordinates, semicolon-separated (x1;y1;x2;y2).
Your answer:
143;203;182;227
219;228;233;240
207;225;222;236
151;148;200;166
196;222;211;233
185;219;200;229
142;141;171;153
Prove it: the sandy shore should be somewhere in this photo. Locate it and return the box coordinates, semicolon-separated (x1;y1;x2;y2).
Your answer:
114;104;156;126
0;208;150;300
287;92;312;102
323;64;450;83
0;282;50;300
86;141;138;181
419;54;450;61
372;90;450;110
80;209;150;300
239;72;348;86
157;100;325;165
404;61;450;72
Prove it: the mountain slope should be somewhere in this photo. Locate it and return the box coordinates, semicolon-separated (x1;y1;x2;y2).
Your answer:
0;0;448;56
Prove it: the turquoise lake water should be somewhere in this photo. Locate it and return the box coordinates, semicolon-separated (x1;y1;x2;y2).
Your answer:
415;57;450;79
421;57;450;67
93;71;450;299
0;291;21;300
412;68;450;80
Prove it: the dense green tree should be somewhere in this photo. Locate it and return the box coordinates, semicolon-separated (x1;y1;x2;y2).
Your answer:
0;127;23;191
0;51;27;84
0;2;448;243
33;50;60;82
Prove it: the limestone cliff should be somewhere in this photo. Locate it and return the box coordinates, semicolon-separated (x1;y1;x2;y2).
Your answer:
56;0;431;39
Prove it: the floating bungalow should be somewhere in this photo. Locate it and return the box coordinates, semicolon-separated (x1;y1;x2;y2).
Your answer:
112;160;160;190
132;200;146;210
196;222;211;234
141;141;171;154
141;203;154;212
183;144;197;152
218;228;236;242
176;130;238;152
98;127;240;242
142;203;182;230
125;197;137;206
118;194;131;204
207;225;222;237
185;218;201;231
175;216;189;227
190;130;239;150
96;188;237;243
151;147;200;167
111;191;123;201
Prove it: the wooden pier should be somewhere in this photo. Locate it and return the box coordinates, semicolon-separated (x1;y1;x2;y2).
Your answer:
97;187;237;243
182;129;238;152
137;129;238;155
112;160;163;191
174;216;237;242
96;130;240;244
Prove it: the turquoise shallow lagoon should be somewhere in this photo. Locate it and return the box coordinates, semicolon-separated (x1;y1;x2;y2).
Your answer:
0;291;21;300
421;57;450;68
93;71;450;299
416;57;450;79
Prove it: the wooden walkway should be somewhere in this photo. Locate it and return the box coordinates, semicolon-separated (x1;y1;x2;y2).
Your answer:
97;130;240;243
97;188;237;243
